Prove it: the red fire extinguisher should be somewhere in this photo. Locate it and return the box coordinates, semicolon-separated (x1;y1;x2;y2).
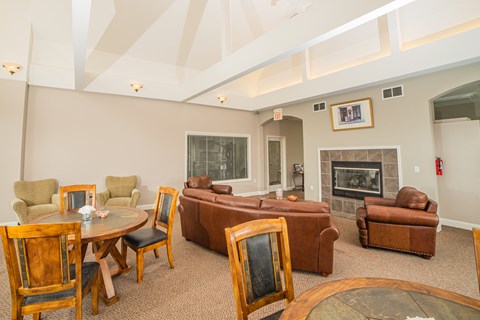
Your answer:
435;157;443;176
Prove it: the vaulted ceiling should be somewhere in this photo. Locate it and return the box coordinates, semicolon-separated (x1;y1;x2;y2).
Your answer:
1;0;479;111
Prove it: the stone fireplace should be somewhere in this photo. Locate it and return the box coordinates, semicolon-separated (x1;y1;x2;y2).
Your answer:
320;148;399;219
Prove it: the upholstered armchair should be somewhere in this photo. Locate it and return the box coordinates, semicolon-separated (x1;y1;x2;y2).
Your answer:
11;178;60;224
356;186;439;259
184;175;232;195
97;176;141;207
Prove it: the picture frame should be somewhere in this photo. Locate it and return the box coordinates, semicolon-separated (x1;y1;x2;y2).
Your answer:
330;98;374;131
293;163;303;173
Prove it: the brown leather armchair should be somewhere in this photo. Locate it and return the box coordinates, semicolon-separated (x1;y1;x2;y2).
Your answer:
356;186;439;259
184;175;232;195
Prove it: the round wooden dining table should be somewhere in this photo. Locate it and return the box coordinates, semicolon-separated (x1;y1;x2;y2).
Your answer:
31;206;148;306
280;278;480;320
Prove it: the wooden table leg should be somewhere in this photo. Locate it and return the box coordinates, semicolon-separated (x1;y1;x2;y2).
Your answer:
92;237;132;305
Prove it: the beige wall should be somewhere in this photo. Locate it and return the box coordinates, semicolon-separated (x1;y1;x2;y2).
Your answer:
262;118;304;190
20;87;260;214
259;62;480;227
434;119;480;227
0;79;28;222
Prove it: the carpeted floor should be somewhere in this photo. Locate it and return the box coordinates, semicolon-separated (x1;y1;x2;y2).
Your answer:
0;210;478;319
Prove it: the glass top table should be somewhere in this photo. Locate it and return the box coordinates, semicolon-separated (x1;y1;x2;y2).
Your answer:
32;206;148;305
280;278;480;320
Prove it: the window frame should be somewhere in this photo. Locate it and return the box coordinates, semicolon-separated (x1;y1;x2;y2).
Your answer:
185;131;251;184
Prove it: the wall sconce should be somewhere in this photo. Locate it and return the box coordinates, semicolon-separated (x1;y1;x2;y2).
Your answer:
130;82;143;92
217;96;227;104
2;63;22;75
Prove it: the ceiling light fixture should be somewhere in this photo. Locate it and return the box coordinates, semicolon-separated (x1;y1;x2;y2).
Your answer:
2;62;22;75
217;96;227;104
130;82;143;92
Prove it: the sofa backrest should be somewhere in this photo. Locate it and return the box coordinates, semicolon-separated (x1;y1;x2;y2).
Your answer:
395;186;428;210
186;176;212;189
183;188;217;202
14;179;58;206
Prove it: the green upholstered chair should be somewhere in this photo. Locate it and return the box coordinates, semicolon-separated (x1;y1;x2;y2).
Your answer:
97;175;141;207
11;178;61;224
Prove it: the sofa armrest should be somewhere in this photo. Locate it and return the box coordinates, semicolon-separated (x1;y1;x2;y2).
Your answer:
211;184;232;195
97;190;110;206
130;189;141;207
11;198;27;224
364;197;396;207
366;205;439;227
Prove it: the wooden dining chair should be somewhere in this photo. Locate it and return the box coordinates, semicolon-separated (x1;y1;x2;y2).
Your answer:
473;227;480;294
0;222;99;320
59;184;96;212
121;186;179;283
225;217;295;320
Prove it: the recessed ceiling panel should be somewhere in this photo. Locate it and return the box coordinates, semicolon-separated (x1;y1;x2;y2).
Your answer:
309;19;382;78
398;0;480;44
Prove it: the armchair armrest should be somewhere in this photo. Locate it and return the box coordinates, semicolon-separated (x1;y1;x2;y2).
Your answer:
364;196;396;207
211;184;232;195
366;205;439;227
11;198;27;224
130;189;141;207
97;190;110;206
51;193;61;207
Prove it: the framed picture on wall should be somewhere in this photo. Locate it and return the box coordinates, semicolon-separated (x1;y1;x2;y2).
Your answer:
330;98;374;131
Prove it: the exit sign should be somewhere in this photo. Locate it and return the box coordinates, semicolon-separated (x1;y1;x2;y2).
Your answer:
273;108;283;121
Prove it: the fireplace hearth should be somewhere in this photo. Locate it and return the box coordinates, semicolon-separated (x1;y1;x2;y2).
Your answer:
332;161;383;200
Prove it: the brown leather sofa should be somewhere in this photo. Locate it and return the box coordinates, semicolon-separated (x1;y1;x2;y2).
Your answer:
184;176;232;195
179;188;340;276
356;186;439;259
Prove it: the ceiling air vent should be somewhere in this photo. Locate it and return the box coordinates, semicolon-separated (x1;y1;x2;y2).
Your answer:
313;101;326;112
382;85;404;100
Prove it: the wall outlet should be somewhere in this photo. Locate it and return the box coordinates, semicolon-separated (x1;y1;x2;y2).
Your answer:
253;179;257;184
310;185;314;191
414;166;420;173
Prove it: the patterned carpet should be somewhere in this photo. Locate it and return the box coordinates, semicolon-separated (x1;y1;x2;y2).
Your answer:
0;208;478;319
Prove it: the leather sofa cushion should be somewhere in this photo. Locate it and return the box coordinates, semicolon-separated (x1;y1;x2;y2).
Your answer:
395;187;428;210
216;195;260;209
183;188;217;202
260;199;330;213
187;176;212;189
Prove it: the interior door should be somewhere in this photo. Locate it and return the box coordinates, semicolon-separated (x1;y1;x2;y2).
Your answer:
268;138;282;191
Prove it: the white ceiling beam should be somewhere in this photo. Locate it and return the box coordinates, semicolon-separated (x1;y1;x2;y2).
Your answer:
387;11;401;53
72;0;92;90
180;0;416;101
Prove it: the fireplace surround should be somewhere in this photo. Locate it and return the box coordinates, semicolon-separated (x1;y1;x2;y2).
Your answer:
320;148;399;219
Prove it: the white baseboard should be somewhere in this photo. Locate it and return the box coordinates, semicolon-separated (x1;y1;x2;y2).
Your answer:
1;221;19;226
440;218;480;231
235;190;269;197
137;204;155;210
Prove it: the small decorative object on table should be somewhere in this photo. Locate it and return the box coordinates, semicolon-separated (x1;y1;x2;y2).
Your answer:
287;195;298;202
78;205;95;221
96;209;110;218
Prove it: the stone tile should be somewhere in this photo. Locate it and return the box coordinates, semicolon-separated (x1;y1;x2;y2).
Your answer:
368;150;382;161
383;149;398;163
354;150;368;161
331;198;343;211
321;161;331;174
321;173;331;187
384;178;399;193
341;150;355;161
383;163;398;178
384;191;397;199
320;151;329;161
322;197;332;207
329;150;342;161
322;185;331;197
343;200;356;214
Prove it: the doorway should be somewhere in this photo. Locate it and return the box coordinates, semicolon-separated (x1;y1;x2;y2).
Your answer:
267;136;286;192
